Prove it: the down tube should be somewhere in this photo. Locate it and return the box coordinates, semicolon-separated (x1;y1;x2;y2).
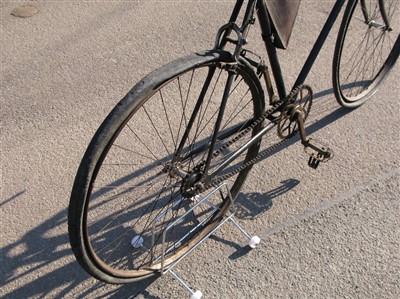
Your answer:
293;0;347;88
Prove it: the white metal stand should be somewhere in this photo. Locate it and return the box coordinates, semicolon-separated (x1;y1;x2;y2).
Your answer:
148;183;261;298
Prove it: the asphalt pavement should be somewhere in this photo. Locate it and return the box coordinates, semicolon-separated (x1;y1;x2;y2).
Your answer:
1;1;399;298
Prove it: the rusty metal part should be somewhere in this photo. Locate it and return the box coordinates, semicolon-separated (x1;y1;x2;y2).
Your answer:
278;86;333;169
260;61;278;104
189;83;333;194
277;84;313;139
195;98;289;194
303;138;334;169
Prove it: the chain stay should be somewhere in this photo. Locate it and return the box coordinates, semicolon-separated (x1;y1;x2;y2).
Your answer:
197;95;293;194
190;83;333;195
196;84;323;194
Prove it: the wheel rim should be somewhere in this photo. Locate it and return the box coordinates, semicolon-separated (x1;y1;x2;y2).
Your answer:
82;60;262;278
337;0;399;104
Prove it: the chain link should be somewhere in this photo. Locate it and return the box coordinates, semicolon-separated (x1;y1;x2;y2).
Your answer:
195;85;308;194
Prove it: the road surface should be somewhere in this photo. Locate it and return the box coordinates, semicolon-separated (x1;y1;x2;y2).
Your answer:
1;1;399;298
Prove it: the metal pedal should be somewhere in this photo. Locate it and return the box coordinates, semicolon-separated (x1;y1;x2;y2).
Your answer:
308;156;320;169
304;138;333;169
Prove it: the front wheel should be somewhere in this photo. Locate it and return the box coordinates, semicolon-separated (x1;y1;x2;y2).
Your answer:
68;50;265;284
333;0;400;108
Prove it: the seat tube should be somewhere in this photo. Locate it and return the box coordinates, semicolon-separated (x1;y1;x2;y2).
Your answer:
256;0;287;99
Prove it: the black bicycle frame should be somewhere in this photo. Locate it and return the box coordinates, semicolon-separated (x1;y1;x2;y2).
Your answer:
258;0;347;94
204;0;350;180
177;0;354;182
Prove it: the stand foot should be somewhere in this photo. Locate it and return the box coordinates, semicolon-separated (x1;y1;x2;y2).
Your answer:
131;236;144;248
157;183;260;298
190;290;203;299
248;236;261;249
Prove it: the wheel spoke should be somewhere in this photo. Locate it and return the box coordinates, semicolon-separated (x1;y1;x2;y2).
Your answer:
334;0;399;107
70;53;263;282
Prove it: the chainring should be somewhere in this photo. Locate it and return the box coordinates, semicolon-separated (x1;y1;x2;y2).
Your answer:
277;84;313;139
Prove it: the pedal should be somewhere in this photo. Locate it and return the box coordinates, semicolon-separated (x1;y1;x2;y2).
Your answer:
304;138;333;169
308;156;320;169
282;90;333;170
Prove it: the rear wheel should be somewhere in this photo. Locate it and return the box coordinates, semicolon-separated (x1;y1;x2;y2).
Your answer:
333;0;400;108
68;50;264;283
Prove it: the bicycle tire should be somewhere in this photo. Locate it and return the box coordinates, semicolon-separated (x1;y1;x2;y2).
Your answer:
333;0;400;108
68;50;265;284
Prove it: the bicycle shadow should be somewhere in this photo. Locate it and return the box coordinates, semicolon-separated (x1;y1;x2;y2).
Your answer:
1;90;352;298
199;91;352;262
235;178;300;220
0;191;160;299
207;178;299;260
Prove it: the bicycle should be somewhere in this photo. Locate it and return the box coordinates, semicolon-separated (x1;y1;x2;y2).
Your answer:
68;0;399;285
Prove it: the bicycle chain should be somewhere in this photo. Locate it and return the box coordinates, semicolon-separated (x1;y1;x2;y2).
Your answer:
196;85;306;194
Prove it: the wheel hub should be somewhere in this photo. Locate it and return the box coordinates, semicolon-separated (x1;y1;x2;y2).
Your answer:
180;172;203;198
